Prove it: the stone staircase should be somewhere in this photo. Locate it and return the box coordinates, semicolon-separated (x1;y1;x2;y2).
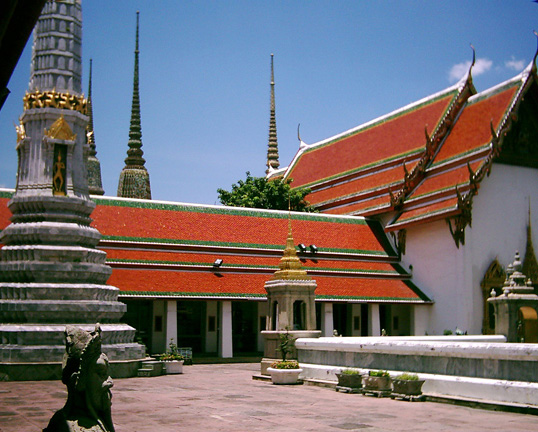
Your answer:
137;360;164;377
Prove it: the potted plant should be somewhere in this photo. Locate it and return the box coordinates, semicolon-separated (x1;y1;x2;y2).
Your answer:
266;331;302;384
160;340;184;374
335;368;362;390
391;373;425;396
362;370;391;392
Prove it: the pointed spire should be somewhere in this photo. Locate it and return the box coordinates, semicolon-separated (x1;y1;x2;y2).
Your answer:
271;210;310;281
86;59;104;195
523;199;538;287
266;53;280;175
117;11;152;199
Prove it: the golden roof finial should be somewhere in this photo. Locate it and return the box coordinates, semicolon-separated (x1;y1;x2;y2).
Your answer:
271;196;310;281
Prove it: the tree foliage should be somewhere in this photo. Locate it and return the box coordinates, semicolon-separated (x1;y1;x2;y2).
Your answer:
217;172;314;212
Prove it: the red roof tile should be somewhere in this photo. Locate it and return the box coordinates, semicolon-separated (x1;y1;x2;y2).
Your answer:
307;164;408;206
104;249;399;272
407;161;482;200
433;84;519;165
387;196;459;231
323;194;391;216
109;269;421;300
91;198;386;254
286;93;456;188
0;196;12;233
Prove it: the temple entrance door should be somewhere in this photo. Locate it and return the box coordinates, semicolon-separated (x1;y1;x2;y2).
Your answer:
333;303;349;336
232;301;258;354
177;301;206;353
120;299;152;350
481;260;505;334
517;307;538;343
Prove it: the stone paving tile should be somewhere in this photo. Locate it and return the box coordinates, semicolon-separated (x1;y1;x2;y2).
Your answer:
0;363;537;432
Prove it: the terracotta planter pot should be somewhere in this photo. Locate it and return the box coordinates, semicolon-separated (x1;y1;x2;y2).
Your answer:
362;375;391;391
336;373;362;389
392;379;425;396
267;367;303;384
164;360;184;374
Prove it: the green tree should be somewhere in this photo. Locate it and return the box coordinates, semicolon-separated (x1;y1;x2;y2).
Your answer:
217;172;314;212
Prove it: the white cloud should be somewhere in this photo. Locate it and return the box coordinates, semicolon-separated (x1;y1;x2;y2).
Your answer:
448;58;493;82
505;57;525;72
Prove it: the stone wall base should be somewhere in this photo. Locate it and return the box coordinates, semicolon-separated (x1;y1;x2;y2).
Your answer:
0;357;150;381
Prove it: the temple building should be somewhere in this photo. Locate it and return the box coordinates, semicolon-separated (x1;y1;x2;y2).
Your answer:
1;2;538;365
278;50;538;336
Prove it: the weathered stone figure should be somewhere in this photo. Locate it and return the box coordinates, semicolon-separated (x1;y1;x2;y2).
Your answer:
44;324;115;432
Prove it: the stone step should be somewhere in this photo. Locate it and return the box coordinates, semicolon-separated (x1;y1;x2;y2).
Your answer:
137;360;164;377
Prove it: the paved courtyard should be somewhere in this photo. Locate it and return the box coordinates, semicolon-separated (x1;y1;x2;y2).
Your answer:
1;363;537;432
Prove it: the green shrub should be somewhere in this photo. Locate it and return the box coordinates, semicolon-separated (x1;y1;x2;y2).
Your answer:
396;373;419;381
160;339;184;361
270;360;300;369
341;368;361;375
368;370;389;377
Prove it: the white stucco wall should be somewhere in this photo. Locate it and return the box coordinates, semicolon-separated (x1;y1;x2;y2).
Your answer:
402;163;538;335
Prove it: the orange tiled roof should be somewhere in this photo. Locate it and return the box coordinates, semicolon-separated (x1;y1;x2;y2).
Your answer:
386;66;531;233
0;190;429;302
285;91;457;189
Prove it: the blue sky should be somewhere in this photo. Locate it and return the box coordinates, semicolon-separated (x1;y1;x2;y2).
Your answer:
0;1;536;204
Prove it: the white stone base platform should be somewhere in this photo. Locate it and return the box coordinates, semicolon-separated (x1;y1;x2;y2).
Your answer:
299;363;538;406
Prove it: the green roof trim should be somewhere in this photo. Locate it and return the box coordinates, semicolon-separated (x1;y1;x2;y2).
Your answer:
107;258;401;275
314;180;402;208
315;295;426;302
119;291;264;299
429;144;491;169
393;203;458;226
118;291;429;302
405;181;470;202
101;235;389;256
467;77;523;106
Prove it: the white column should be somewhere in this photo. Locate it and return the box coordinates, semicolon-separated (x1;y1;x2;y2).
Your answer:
368;303;381;336
165;300;177;346
322;302;334;337
219;300;233;358
411;304;429;336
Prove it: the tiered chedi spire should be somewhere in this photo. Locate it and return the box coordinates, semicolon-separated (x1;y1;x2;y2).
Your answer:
264;212;318;332
266;53;280;175
86;59;104;195
0;0;145;381
117;11;151;199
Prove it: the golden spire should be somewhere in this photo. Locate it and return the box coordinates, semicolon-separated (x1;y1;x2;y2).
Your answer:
271;208;310;280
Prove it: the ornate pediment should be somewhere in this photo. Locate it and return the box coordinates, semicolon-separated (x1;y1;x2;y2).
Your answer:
44;116;76;141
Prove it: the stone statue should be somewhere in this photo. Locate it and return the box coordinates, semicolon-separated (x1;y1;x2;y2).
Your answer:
44;324;115;432
53;152;66;195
